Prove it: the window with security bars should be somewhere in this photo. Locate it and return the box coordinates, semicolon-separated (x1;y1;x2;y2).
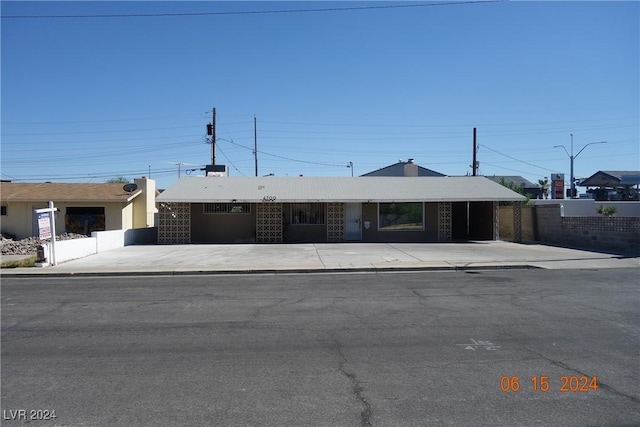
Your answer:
203;203;251;214
290;203;325;225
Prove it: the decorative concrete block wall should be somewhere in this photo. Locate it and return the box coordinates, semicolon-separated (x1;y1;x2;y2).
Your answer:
437;202;452;242
536;204;640;254
326;202;345;242
256;203;282;243
158;203;191;244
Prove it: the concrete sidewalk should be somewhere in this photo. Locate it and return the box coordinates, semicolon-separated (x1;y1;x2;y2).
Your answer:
2;241;638;276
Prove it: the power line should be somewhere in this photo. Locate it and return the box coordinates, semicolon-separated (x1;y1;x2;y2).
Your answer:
220;139;345;168
480;162;548;178
3;167;178;182
5;140;203;165
259;116;639;129
2;125;198;136
479;144;556;173
216;145;246;176
1;113;206;125
2;1;500;19
2;134;203;146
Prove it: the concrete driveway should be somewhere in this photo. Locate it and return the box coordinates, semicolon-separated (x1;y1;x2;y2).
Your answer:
4;241;638;275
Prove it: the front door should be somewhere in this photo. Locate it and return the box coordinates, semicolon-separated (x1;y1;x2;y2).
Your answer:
344;203;362;241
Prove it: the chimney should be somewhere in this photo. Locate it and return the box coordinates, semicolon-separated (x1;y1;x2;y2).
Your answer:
133;176;158;228
403;158;418;177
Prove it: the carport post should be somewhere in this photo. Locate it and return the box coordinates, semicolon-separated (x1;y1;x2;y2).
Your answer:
513;202;522;243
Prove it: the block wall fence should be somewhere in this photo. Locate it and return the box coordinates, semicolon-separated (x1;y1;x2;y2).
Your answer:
500;204;640;255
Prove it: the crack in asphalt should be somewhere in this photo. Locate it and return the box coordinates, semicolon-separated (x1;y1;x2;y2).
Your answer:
251;298;288;320
523;346;640;404
3;301;69;331
332;336;372;427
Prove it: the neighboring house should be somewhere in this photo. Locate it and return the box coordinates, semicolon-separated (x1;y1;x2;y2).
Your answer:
156;176;525;244
0;177;157;239
484;176;544;199
579;170;640;201
361;158;446;177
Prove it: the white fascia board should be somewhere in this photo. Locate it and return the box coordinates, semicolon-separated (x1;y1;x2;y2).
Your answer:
126;190;143;203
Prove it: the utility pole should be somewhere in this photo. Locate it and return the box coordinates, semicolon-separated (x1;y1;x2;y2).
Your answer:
206;107;217;165
254;115;258;177
472;127;478;176
569;134;574;197
211;108;216;166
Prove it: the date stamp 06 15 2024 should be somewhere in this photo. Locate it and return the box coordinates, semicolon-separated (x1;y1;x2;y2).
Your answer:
500;375;599;393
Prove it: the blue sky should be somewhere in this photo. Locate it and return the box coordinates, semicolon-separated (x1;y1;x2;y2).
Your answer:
2;1;638;190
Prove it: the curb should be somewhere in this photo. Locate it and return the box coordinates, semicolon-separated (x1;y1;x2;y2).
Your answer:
0;264;541;278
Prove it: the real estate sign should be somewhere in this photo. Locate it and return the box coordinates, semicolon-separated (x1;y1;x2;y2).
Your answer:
37;212;52;239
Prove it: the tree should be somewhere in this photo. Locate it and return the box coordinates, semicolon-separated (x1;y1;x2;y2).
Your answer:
537;177;550;199
106;177;129;183
498;178;531;206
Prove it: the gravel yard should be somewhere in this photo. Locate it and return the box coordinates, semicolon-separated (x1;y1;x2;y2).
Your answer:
0;233;88;255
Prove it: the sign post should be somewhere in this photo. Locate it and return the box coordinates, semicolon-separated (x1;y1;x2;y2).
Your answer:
34;201;58;266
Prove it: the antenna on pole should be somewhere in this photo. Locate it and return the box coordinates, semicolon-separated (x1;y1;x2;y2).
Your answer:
175;162;184;178
168;162;198;179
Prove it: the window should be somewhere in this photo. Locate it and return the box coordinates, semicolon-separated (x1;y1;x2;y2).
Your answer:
203;203;251;214
290;203;325;225
65;207;105;235
378;203;423;231
1;206;6;216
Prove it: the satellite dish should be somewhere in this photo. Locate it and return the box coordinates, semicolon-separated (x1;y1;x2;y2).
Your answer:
123;183;138;193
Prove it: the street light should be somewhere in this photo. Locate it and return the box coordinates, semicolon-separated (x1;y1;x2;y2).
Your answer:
554;134;606;198
347;161;354;177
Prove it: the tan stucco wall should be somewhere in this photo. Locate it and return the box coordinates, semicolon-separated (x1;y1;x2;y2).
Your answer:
498;205;535;241
0;201;128;239
120;203;133;231
0;202;43;239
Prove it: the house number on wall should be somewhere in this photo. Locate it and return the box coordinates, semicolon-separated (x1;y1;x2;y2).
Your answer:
262;196;277;202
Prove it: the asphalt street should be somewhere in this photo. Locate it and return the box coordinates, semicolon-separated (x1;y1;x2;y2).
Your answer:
2;269;639;426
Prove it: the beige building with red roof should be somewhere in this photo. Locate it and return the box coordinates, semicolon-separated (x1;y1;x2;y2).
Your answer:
0;177;157;239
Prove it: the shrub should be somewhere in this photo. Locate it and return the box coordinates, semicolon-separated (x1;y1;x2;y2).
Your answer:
597;205;617;217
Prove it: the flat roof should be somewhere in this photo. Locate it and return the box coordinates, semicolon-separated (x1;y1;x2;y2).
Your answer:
157;176;526;203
